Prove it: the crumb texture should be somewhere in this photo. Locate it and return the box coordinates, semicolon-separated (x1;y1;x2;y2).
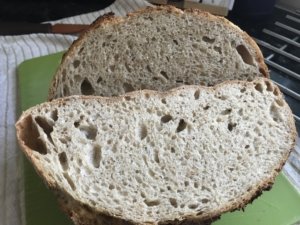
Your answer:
49;6;267;100
17;79;295;224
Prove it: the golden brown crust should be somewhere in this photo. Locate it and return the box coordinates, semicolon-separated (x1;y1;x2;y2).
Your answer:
18;78;296;225
48;5;269;101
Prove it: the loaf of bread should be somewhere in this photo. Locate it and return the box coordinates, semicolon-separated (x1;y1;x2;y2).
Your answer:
17;79;296;225
48;6;268;100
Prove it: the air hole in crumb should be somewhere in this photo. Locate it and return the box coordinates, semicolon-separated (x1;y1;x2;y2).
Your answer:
146;65;152;73
154;150;160;163
176;119;187;133
81;79;95;95
173;39;179;45
78;47;84;54
236;45;254;66
109;184;115;190
51;109;58;121
124;62;132;72
213;46;222;54
194;182;199;188
135;176;142;183
74;121;80;128
255;83;263;93
58;152;68;171
270;103;282;122
188;203;199;209
219;95;228;100
35;116;54;145
59;137;71;144
138;123;147;140
275;99;284;107
111;144;118;153
201;199;209;204
160;71;169;80
238;108;243;116
202;36;215;43
122;82;134;93
74;74;81;82
169;198;178;208
184;181;189;186
196;211;204;215
273;87;280;96
144;199;160;207
240;87;246;93
97;76;103;83
148;169;155;177
194;90;200;100
161;98;166;104
176;80;183;83
265;80;273;92
78;125;97;140
245;145;250;149
77;158;82;166
124;96;131;101
73;60;80;68
145;93;150;99
63;173;76;190
228;122;237;131
221;108;232;115
203;105;210;110
141;192;146;198
92;145;101;168
171;147;175;153
259;67;267;77
161;115;172;123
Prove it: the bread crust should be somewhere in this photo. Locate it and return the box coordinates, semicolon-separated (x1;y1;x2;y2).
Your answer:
48;5;269;101
18;78;296;225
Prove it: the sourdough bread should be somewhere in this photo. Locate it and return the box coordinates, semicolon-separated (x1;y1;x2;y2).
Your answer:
48;6;268;100
17;78;296;225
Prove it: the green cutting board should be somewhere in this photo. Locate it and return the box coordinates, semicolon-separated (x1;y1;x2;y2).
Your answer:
17;52;300;225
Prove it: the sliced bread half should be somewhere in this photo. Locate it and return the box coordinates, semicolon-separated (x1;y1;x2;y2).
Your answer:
17;78;296;225
48;6;268;100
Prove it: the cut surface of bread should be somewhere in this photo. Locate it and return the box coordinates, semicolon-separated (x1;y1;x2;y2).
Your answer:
17;79;296;225
48;6;268;100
